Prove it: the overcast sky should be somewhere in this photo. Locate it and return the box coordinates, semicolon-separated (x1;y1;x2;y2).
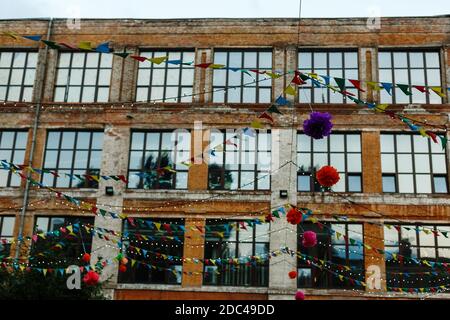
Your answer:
0;0;448;19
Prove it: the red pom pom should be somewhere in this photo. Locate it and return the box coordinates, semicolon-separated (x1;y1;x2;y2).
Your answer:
82;271;99;286
295;291;305;300
119;265;127;273
286;207;302;225
288;271;298;279
302;231;317;248
82;253;91;263
316;165;340;187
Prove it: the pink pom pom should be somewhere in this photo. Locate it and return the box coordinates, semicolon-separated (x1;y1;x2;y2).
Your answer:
295;291;305;300
302;231;317;248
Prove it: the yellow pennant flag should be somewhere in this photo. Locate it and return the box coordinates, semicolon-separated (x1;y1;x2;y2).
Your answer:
66;225;73;233
148;56;168;64
118;213;128;219
131;259;136;267
43;269;48;276
266;72;282;79
164;165;177;173
3;31;19;39
181;161;193;168
215;144;224;152
367;82;382;91
19;265;25;271
338;275;344;281
430;87;446;98
208;64;225;69
250;119;263;129
154;222;161;231
419;128;428;137
308;73;318;79
375;104;389;112
284;85;297;96
78;41;93;51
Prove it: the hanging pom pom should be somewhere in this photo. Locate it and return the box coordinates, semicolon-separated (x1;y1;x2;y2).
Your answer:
82;271;100;286
82;253;91;263
286;207;302;225
316;165;340;188
288;270;298;279
303;112;333;139
295;291;305;300
302;231;317;248
121;257;128;265
119;265;127;273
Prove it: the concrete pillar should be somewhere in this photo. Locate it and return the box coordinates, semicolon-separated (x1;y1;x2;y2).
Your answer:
194;49;212;103
90;125;130;295
41;49;58;102
273;47;285;101
32;47;50;103
361;131;383;193
181;218;205;287
285;46;297;104
363;222;387;293
442;46;449;104
113;47;138;103
188;127;209;190
268;128;298;299
359;48;378;103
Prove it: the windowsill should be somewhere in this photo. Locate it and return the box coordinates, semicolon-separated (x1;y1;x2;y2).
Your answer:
124;189;271;195
116;283;268;294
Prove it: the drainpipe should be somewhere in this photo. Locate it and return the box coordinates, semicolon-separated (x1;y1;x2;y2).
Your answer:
15;18;53;259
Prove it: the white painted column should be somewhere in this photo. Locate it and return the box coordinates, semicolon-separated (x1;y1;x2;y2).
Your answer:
268;128;298;300
91;125;130;299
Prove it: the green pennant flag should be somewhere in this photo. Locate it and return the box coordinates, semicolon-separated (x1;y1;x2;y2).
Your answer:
266;104;283;114
397;84;412;96
271;210;280;218
299;73;309;82
41;40;61;49
114;52;130;58
439;135;447;150
334;77;346;92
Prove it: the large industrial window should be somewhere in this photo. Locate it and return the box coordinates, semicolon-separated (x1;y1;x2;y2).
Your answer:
0;51;37;102
42;131;104;188
0;130;28;187
212;50;273;103
136;50;195;103
384;224;450;290
119;218;184;285
208;130;271;190
380;134;447;194
297;133;362;192
298;51;359;103
378;51;442;104
0;216;15;258
297;222;365;290
54;52;112;102
127;130;191;190
32;216;94;265
203;220;269;287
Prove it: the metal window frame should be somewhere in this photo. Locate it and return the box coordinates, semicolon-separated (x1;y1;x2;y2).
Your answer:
0;130;28;187
297;49;360;104
212;49;273;104
203;219;270;287
207;130;272;191
136;49;195;103
380;133;448;194
54;51;112;103
378;49;442;104
127;130;190;190
41;130;103;188
296;132;363;193
0;51;37;102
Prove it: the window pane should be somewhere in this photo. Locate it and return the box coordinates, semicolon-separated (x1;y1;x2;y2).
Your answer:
433;176;448;193
415;174;432;193
382;175;396;192
398;174;414;193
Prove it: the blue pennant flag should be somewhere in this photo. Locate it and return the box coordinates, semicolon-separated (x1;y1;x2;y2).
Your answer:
167;59;182;65
23;35;42;41
95;42;111;53
275;95;289;106
381;82;393;95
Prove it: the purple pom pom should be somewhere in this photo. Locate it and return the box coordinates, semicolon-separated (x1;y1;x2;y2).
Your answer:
303;112;333;139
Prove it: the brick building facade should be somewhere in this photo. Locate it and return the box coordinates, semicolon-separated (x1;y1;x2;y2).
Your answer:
0;16;449;299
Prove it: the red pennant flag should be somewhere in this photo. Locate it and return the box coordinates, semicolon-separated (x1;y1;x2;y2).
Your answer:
426;131;438;144
195;63;212;68
117;175;128;183
130;55;147;62
60;42;78;50
239;221;247;230
385;111;397;119
224;139;238;148
196;226;204;233
91;207;98;214
413;85;428;93
292;71;306;85
127;217;136;227
258;112;274;123
349;79;366;92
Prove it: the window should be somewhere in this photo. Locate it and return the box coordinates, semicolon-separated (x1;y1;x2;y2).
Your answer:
54;52;112;102
380;134;447;194
298;51;359;103
32;216;94;265
384;224;450;290
297;133;362;192
0;216;15;257
42;131;104;188
136;50;195;102
297;222;365;289
127;130;191;189
212;50;272;103
0;130;28;187
378;51;442;104
204;220;269;287
208;130;271;190
119;218;184;285
0;51;37;102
